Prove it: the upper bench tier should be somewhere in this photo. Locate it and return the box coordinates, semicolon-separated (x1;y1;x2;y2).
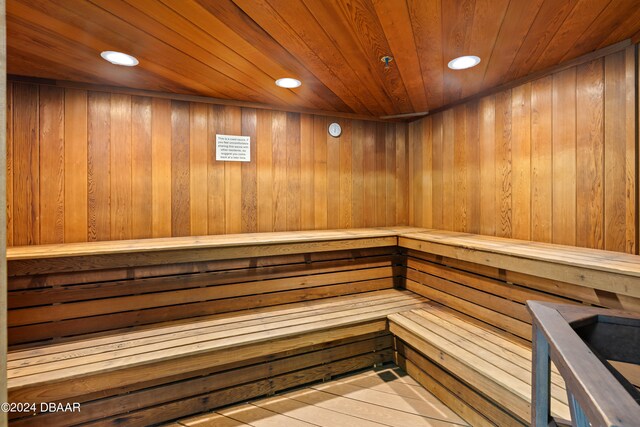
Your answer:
7;227;640;300
399;230;640;300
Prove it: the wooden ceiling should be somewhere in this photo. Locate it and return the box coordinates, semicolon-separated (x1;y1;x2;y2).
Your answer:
7;0;640;118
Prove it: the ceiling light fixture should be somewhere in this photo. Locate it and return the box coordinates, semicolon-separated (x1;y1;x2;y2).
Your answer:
275;78;302;88
101;51;139;66
448;55;481;70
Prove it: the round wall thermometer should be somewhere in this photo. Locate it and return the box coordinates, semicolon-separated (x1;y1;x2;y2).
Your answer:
328;122;342;138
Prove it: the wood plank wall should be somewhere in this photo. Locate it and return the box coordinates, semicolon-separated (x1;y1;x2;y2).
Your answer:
6;81;409;246
408;45;638;254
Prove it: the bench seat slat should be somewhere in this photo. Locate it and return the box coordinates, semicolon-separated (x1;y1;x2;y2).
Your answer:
8;289;401;361
9;296;425;378
410;309;567;390
8;290;428;402
389;306;571;423
9;292;410;368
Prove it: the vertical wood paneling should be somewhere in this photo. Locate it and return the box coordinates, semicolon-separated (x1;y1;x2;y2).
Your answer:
495;90;512;238
188;102;208;236
131;96;152;239
604;51;631;252
256;109;273;232
363;122;376;228
13;84;39;246
396;124;408;225
453;105;467;232
479;96;496;236
299;114;314;230
224;106;242;234
441;109;455;230
241;108;257;233
408;47;636;254
530;76;553;243
465;101;480;234
312;115;327;229
171;101;190;237
421;117;433;228
511;83;531;240
327;120;341;229
87;91;110;242
63;89;88;243
384;123;396;227
351;121;364;228
410;120;422;226
110;94;132;241
339;120;353;228
576;60;604;249
272;111;287;231
38;86;64;244
6;82;13;246
431;114;443;229
624;45;636;255
152;98;172;237
207;105;225;235
552;68;577;246
375;123;386;226
286;112;301;231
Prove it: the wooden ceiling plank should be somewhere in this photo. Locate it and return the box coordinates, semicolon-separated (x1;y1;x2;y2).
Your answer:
268;0;394;115
7;16;197;97
408;0;445;110
460;0;510;99
481;0;546;90
191;0;353;114
372;0;429;112
441;0;476;104
161;0;339;112
90;0;295;107
505;0;578;81
319;0;413;114
14;0;253;101
560;0;640;62
596;6;640;49
122;0;315;109
531;0;611;74
7;2;198;95
119;0;333;112
231;0;378;116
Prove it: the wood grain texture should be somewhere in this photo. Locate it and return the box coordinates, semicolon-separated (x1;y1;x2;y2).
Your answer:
63;89;88;242
8;81;409;245
8;0;640;117
1;2;7;420
409;48;637;254
38;86;64;244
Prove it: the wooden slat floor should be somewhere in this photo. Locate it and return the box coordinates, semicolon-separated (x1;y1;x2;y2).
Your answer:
172;366;469;427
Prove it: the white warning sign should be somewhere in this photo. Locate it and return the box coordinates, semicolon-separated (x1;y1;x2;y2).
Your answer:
215;134;251;162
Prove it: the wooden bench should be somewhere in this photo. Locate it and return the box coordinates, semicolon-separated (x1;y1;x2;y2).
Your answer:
8;289;428;426
393;230;640;426
7;227;640;426
6;228;425;426
389;306;570;426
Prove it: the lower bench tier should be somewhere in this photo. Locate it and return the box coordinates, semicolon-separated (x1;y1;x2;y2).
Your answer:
389;307;570;426
8;289;427;426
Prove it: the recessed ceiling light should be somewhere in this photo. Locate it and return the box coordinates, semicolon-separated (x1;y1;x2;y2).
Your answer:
275;78;302;88
448;55;481;70
101;51;139;66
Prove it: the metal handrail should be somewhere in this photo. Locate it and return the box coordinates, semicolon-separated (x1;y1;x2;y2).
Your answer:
528;301;640;427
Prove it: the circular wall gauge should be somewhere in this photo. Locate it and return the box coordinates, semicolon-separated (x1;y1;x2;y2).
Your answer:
328;122;342;138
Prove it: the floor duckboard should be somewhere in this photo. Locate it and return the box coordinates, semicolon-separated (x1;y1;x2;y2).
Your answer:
174;366;469;427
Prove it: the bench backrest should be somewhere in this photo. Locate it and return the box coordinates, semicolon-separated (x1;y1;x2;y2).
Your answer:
399;231;640;345
7;230;401;348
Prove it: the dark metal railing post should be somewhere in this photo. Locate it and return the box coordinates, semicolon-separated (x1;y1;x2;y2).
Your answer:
532;324;552;427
